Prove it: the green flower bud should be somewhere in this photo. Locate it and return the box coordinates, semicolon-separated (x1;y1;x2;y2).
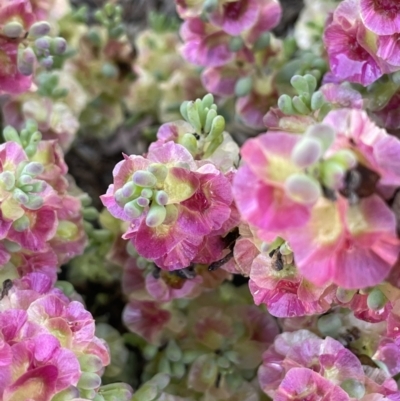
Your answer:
121;181;136;198
101;62;118;78
3;126;21;144
235;76;253;97
166;340;182;362
180;133;198;154
204;135;224;158
329;149;357;169
143;344;158;360
304;74;317;94
141;188;153;199
292;96;311;114
25;195;44;210
318;103;333;120
124;200;143;219
229;36;244;52
132;383;158;401
290;75;309;96
180;100;189;121
154;190;169;206
150;373;170;391
305;124;335;152
204;108;218;134
148;164;168;182
341;379;366;399
203;0;218;13
186;101;202;134
336;287;356;303
3;21;23;38
29;21;51;38
311;91;325;111
278;94;295;115
321;160;346;190
254;32;271;51
172;361;186;379
3;239;21;253
217;356;230;369
13;188;29;204
367;288;387;310
158;356;172;375
83;207;99;221
207;115;225;142
22;162;44;177
285;174;321;204
79;354;103;373
201;93;214;110
317;313;342;337
0;171;15;191
146;203;166;227
279;241;292;256
78;372;102;390
291;137;322;168
132;170;157;188
13;215;30;232
57;221;78;240
136;196;150;208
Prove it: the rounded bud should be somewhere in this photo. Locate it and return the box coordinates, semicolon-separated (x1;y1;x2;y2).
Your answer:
229;36;244;52
148;164;168;182
146;204;166;227
321;160;346;190
166;340;182;362
341;379;366;399
329;149;357;169
292;95;311;114
25;195;44;210
336;287;356;303
201;93;214;110
3;21;23;38
79;355;103;373
180;133;197;154
155;190;169;206
278;94;295;115
13;188;29;204
18;48;36;76
136;196;150;208
367;288;387;310
290;75;309;96
3;126;21;143
285;174;321;204
305;124;336;152
207;115;225;141
311;91;325;111
141;188;153;199
29;21;51;37
317;314;342;337
253;32;271;51
124;200;143;219
291;137;322;168
234;76;253;98
101;62;118;78
13;215;30;232
51;37;67;55
40;56;53;69
77;372;101;390
0;171;15;191
204;108;218;134
23;162;44;177
132;170;157;188
121;181;136;198
35;36;51;50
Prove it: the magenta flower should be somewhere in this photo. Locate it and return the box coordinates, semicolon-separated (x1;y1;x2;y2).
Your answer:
102;141;235;270
286;195;399;289
0;273;111;400
323;0;383;85
249;253;335;317
323;109;400;193
233;132;315;235
360;0;400;35
180;18;235;67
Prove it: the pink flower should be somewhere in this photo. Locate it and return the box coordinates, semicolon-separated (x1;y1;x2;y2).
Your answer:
249;253;335;317
102;142;235;270
0;273;111;400
360;0;400;35
287;195;399;289
323;108;400;192
323;0;383;85
233;132;314;235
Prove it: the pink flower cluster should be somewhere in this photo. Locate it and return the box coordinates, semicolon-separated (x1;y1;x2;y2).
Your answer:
0;0;66;94
233;108;400;311
324;0;400;85
0;125;86;283
0;272;110;401
177;0;282;128
101;140;237;271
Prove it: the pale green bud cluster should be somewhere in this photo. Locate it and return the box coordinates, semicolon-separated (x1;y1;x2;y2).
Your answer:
114;164;172;227
132;373;170;401
37;72;68;99
180;94;226;157
94;2;125;39
283;123;357;204
3;120;42;157
278;74;331;119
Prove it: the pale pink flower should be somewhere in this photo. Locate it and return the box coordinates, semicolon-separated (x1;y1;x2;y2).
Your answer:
360;0;400;36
